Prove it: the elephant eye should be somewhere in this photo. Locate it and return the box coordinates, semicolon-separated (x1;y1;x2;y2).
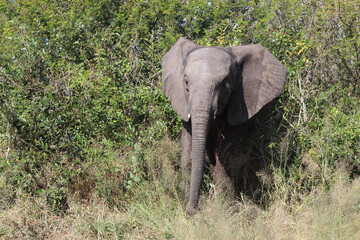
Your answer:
184;75;189;91
219;78;228;87
222;77;230;88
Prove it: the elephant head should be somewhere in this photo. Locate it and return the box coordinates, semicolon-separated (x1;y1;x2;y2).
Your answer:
162;37;288;215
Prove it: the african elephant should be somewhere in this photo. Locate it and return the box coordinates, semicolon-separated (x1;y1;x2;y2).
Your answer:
161;37;288;215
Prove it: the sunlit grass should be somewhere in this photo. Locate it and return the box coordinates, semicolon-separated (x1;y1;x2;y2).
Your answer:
1;138;360;239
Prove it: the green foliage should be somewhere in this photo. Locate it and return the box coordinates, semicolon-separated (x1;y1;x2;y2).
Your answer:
0;0;359;224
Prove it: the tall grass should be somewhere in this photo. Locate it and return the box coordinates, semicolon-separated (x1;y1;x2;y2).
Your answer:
1;137;360;239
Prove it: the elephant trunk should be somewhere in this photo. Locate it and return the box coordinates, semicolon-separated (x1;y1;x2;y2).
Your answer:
186;98;211;215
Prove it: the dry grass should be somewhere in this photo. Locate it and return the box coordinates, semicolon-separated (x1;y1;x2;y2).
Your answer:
0;197;83;239
1;138;360;239
1;175;360;239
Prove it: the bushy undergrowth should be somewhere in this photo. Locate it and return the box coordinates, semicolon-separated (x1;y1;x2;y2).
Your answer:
1;0;360;239
1;138;360;239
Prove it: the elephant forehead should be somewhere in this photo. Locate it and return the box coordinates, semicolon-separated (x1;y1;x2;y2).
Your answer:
188;47;231;64
184;60;230;79
185;48;232;77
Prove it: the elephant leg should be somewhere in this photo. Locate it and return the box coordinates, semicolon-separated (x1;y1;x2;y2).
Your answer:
181;120;192;204
212;126;246;197
213;124;251;198
213;150;233;196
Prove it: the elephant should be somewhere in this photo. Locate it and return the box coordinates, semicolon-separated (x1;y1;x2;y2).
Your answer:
161;37;288;215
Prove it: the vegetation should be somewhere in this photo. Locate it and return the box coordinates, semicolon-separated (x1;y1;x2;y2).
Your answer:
0;0;359;239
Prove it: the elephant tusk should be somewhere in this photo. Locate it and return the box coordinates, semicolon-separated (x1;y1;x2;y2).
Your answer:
188;113;191;119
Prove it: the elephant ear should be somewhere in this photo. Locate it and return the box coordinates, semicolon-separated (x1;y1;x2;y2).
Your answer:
162;37;199;121
226;44;288;126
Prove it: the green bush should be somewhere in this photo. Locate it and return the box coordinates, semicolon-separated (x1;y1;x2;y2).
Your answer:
0;0;359;215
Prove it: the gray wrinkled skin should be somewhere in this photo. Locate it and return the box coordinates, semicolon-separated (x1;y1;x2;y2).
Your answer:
162;37;288;215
